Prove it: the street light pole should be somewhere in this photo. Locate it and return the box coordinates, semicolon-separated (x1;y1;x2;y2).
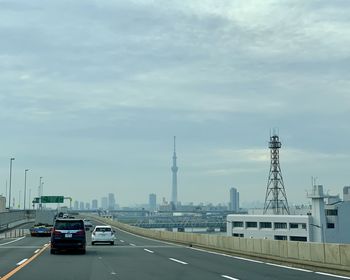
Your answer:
24;169;29;210
39;177;43;209
8;158;15;209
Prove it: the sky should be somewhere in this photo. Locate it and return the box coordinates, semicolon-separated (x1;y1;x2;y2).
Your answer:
1;0;350;208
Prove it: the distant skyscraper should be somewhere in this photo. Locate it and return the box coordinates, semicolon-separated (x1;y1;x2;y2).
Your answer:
85;202;90;210
108;193;116;210
79;201;84;210
101;197;108;209
149;193;157;211
171;136;178;206
74;200;79;210
229;187;239;212
92;199;98;209
344;186;350;201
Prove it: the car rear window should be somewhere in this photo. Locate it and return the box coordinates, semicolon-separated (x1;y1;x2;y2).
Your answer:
95;227;111;232
55;221;84;230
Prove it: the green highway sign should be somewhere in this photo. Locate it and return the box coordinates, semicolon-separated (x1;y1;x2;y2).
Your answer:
32;197;40;203
40;196;64;203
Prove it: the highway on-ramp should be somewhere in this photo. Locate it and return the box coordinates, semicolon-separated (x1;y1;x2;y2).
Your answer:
1;221;350;280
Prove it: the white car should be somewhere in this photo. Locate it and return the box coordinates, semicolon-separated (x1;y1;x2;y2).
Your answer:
91;225;116;245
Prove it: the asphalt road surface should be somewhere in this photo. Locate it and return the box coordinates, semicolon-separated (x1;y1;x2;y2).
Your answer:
0;220;349;280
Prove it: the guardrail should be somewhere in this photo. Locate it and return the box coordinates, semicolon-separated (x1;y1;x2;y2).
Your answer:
0;210;35;233
86;214;350;275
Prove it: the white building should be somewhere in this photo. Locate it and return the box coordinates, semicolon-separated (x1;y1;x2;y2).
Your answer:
227;185;350;244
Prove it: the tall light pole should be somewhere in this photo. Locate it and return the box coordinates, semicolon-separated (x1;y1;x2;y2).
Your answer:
8;158;15;209
24;169;29;210
39;177;43;209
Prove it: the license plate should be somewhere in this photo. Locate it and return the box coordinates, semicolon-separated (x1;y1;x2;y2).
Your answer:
65;233;72;238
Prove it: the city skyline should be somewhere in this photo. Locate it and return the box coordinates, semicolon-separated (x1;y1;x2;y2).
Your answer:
1;1;350;206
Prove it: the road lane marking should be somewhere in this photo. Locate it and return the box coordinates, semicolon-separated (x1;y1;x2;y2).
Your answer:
233;256;263;264
129;243;136;246
169;258;188;265
144;249;154;253
265;263;312;272
120;240;124;243
0;237;26;246
315;272;350;279
1;243;49;279
34;249;40;254
221;275;240;280
16;259;28;266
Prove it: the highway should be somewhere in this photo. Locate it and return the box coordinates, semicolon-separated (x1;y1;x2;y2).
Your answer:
1;220;350;280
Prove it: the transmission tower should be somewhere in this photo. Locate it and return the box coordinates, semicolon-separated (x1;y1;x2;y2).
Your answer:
263;133;290;215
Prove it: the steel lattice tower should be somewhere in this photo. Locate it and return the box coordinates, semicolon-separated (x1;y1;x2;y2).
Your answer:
263;133;290;215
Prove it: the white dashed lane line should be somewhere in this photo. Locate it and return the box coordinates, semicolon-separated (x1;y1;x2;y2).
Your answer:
119;240;124;243
16;259;28;266
169;258;188;265
221;275;240;280
129;243;136;246
34;249;40;254
144;249;154;253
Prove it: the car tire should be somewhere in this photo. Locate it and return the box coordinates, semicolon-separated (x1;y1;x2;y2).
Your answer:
111;241;114;245
91;242;95;245
50;249;56;254
81;248;86;254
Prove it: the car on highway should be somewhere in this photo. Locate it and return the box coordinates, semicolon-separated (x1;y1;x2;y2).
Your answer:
91;225;115;245
84;219;93;231
50;218;86;254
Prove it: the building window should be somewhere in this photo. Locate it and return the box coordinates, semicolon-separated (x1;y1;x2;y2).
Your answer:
246;222;257;228
325;209;338;216
233;221;243;227
234;233;244;237
274;235;287;240
260;222;272;229
290;223;299;229
327;223;335;229
290;236;307;242
301;223;307;229
274;222;287;229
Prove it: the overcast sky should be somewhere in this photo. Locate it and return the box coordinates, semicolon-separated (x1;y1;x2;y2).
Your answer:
1;0;350;208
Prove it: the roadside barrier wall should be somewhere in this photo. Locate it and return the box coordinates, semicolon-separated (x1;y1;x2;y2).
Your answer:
87;215;350;273
0;210;35;232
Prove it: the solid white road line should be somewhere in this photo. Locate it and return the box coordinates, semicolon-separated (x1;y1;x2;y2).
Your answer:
34;249;40;254
221;275;240;280
265;263;312;272
0;236;26;246
144;249;154;253
16;259;28;266
233;256;263;264
169;258;188;265
315;272;350;279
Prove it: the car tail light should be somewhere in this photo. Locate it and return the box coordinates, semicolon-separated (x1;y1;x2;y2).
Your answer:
75;229;85;236
53;229;61;237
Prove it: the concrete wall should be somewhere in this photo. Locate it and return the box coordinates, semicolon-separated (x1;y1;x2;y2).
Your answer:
0;210;35;231
87;214;350;273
